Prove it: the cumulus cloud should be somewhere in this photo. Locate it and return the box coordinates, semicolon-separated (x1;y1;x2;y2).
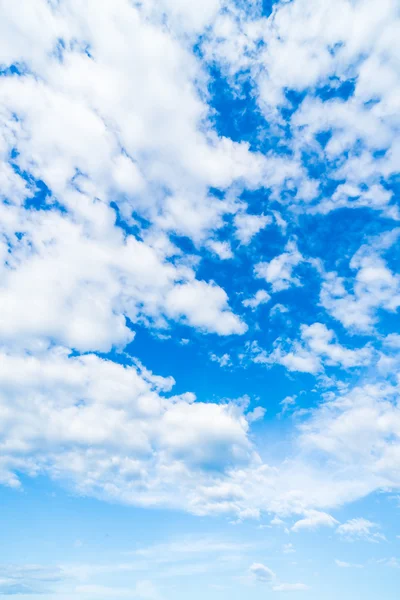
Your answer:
242;289;271;309
254;323;371;374
0;347;256;505
0;208;246;349
202;0;400;222
254;241;304;292
234;212;272;245
207;240;234;260
299;382;400;496
165;280;247;335
0;0;267;364
321;232;400;332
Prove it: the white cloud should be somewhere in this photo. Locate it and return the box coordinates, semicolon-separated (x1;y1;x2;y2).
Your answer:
3;343;397;520
292;510;338;532
148;0;221;33
337;518;385;543
299;382;400;498
0;208;245;350
234;212;271;245
250;563;308;593
270;303;289;317
255;241;303;292
283;543;295;554
0;0;272;365
279;396;297;416
202;0;400;221
207;240;234;260
0;347;257;507
246;406;266;423
165;280;247;335
242;289;271;309
259;322;371;375
335;559;363;568
317;182;393;214
321;234;400;332
0;0;399;538
300;323;372;368
210;352;232;368
384;334;400;349
249;563;276;582
268;345;321;374
0;4;268;240
380;557;400;569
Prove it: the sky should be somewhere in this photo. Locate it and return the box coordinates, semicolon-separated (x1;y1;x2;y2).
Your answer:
0;0;399;597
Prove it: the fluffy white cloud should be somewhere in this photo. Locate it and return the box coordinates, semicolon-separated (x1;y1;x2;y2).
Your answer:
0;0;271;245
300;323;372;368
255;241;304;292
242;289;271;309
1;341;399;521
234;212;271;245
0;208;246;350
384;334;400;349
165;280;247;335
203;0;400;219
0;0;270;359
207;240;234;260
253;323;371;374
267;344;321;374
299;382;400;494
321;231;400;332
0;347;257;504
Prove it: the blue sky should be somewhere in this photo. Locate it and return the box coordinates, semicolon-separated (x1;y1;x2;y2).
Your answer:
0;0;399;598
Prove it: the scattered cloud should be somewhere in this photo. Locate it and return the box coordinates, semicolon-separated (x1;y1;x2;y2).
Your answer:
335;559;363;569
283;543;295;554
292;511;338;532
249;563;276;582
255;241;304;292
242;289;271;310
210;352;232;367
337;518;386;543
234;212;272;245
